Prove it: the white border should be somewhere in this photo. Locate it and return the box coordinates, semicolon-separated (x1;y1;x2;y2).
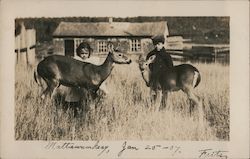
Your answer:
0;0;249;158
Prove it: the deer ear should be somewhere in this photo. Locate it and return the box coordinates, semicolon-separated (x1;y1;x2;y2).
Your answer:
138;54;144;61
138;55;145;65
114;43;121;52
149;55;156;62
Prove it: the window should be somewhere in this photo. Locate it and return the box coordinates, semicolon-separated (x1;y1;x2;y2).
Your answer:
74;39;86;56
98;41;108;53
130;39;141;52
75;39;85;50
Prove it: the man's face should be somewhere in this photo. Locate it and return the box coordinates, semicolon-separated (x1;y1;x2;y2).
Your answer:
155;42;164;51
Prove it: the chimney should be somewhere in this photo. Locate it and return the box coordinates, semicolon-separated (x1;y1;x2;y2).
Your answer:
109;17;113;23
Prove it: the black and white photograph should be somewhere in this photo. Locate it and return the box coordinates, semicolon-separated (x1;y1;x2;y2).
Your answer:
0;1;249;159
15;16;230;141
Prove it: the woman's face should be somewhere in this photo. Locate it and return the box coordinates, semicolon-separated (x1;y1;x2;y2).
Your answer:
79;48;90;59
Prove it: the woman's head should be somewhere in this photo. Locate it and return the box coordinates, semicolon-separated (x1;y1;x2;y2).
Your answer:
76;41;93;59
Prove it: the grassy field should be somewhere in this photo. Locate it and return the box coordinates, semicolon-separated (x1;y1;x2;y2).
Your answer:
15;59;229;141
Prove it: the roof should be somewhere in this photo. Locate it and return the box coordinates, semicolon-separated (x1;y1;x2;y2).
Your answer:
53;21;168;37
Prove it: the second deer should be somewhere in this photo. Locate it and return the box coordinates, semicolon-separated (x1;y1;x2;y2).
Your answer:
139;55;203;119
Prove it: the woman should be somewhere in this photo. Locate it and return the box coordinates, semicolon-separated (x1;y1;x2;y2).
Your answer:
73;41;109;95
63;41;109;104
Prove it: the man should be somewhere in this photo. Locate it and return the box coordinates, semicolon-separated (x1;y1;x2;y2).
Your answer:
146;34;174;106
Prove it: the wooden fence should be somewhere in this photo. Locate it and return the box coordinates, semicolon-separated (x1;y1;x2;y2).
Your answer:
15;23;36;66
167;44;230;64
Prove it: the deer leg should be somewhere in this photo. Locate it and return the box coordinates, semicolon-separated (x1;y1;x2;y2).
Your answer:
189;99;195;116
182;87;203;122
84;90;96;111
150;88;156;104
41;79;52;99
99;81;109;95
150;89;162;111
41;87;50;99
150;88;157;104
155;90;162;111
50;79;60;100
48;80;60;130
41;78;57;99
160;90;168;111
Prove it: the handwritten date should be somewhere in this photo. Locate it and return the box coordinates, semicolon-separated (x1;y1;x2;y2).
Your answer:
117;141;181;157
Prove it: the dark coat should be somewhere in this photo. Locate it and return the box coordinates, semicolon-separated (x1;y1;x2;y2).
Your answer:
146;47;174;90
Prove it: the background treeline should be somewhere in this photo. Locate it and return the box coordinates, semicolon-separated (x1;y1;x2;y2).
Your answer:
15;16;229;44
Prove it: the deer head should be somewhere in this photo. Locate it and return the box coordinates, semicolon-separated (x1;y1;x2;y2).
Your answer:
138;55;156;86
108;42;132;64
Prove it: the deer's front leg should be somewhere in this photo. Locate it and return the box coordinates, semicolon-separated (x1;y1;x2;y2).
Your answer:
86;90;96;110
150;88;162;111
150;88;156;104
160;90;168;111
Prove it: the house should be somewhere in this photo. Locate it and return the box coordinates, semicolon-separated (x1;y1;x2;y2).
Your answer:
52;19;169;56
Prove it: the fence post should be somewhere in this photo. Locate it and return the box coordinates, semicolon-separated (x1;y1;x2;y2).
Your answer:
15;23;36;67
26;29;36;66
20;23;27;65
15;35;20;64
214;48;217;63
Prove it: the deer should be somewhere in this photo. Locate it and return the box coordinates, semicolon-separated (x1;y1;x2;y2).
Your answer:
139;55;203;121
34;47;132;103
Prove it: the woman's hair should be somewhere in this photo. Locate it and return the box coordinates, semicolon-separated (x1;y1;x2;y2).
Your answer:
76;41;93;58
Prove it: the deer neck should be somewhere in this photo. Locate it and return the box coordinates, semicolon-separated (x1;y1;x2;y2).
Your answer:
98;52;114;81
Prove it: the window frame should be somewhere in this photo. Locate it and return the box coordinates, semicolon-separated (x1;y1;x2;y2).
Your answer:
98;40;108;53
130;38;141;52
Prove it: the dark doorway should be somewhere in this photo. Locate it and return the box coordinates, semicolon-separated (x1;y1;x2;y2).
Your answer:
64;40;74;56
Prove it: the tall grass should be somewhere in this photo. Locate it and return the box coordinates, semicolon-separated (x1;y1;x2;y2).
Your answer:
15;61;229;140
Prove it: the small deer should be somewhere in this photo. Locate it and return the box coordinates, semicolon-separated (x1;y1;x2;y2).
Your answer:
139;55;202;118
34;48;132;101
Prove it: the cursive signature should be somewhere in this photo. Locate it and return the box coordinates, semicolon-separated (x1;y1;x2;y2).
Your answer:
198;148;228;159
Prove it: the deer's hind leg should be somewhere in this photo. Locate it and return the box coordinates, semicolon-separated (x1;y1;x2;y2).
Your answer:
182;86;205;129
182;86;203;118
50;79;60;100
41;78;60;100
41;78;51;99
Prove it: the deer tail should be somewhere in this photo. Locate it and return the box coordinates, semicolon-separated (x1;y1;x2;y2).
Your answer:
34;69;42;86
193;67;201;88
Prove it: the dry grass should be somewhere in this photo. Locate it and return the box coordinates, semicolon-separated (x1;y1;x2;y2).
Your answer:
15;60;229;141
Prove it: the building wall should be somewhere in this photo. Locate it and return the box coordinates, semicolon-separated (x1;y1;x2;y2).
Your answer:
53;38;64;55
53;37;155;56
141;38;154;54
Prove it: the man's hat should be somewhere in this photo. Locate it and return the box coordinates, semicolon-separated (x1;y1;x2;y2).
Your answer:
151;34;165;45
